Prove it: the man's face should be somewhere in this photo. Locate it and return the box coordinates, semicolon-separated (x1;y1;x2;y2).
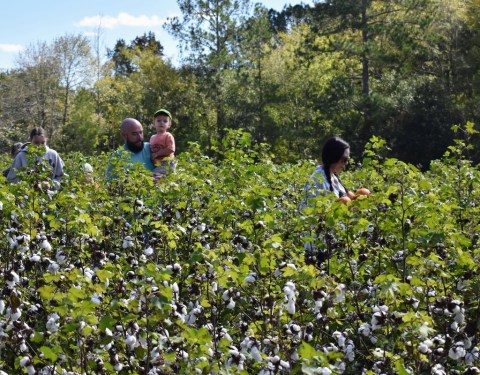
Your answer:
123;123;144;153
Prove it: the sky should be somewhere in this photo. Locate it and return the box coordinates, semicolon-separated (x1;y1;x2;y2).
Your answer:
0;0;313;72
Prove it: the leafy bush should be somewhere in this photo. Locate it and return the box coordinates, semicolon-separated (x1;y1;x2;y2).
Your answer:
0;126;479;374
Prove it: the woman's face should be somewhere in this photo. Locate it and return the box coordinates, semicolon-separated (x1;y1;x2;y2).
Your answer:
31;135;47;148
330;148;350;174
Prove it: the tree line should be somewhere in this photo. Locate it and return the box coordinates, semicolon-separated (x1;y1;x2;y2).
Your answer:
0;0;479;167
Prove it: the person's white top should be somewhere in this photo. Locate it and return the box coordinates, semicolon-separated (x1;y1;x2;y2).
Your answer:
299;165;347;212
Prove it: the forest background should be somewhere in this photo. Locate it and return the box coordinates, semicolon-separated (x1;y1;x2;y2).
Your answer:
0;0;479;168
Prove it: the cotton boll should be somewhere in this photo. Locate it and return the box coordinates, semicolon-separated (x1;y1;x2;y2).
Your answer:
227;298;235;309
91;294;101;305
29;254;41;263
122;236;134;248
244;274;256;283
316;367;332;375
171;282;179;294
20;356;30;367
144;247;154;256
448;342;466;360
40;239;52;251
114;363;123;371
251;346;263;361
125;334;137;350
286;298;296;315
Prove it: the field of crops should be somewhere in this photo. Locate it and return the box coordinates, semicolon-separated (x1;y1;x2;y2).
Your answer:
1;129;479;374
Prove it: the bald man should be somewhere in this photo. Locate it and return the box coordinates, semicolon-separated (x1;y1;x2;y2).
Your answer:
108;118;155;178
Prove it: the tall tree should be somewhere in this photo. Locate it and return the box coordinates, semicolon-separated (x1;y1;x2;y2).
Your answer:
52;34;94;127
14;41;62;141
166;0;252;141
107;32;163;76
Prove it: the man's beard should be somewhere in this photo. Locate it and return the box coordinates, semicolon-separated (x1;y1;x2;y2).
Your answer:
126;141;144;153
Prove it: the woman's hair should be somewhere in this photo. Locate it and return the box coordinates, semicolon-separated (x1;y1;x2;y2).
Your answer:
321;136;350;195
11;142;23;157
30;127;47;140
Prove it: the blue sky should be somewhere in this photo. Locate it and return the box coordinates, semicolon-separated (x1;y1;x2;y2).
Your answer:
0;0;313;72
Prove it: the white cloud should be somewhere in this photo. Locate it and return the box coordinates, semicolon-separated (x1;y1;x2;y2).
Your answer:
0;44;24;53
75;12;166;29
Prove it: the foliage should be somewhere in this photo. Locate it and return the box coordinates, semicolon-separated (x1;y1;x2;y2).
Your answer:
0;128;479;374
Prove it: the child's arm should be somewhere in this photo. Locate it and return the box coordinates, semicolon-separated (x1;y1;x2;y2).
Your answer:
151;134;175;160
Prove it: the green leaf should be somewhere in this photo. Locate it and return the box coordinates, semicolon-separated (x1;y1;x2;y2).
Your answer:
40;346;58;363
99;315;116;330
394;359;409;375
38;285;56;300
96;269;113;283
298;341;320;359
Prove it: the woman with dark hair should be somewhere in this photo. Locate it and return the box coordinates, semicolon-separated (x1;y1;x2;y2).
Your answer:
302;136;370;205
7;127;64;189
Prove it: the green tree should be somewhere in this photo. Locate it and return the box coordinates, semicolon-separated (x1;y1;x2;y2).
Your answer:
61;88;101;154
52;34;94;128
107;32;163;76
166;0;252;141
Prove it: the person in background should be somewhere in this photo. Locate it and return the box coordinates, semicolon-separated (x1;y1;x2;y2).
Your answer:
7;128;64;189
2;142;24;178
150;109;176;176
107;118;155;179
302;136;370;206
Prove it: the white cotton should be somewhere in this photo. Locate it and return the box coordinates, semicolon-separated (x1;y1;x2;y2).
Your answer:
56;251;67;264
105;328;113;336
27;365;35;375
29;254;41;263
418;343;430;354
316;367;332;375
46;313;60;333
224;290;234;302
122;238;134;248
211;282;218;292
40;239;52;251
83;163;93;173
125;334;137;350
114;363;123;371
10;271;20;283
20;357;30;367
448;342;466;360
173;262;182;272
0;300;4;315
47;262;60;273
251;346;262;361
286;298;296;315
91;294;101;305
172;282;179;294
454;312;465;324
358;322;371;336
7;234;16;248
244;274;256;283
227;298;235;309
144;247;154;256
0;201;3;210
